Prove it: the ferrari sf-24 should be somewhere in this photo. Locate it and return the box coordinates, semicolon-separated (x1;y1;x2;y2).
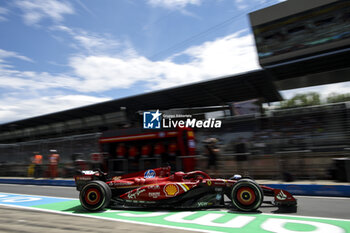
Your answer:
74;166;297;212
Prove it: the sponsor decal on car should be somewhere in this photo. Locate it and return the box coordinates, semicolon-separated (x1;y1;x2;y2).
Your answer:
213;179;227;186
178;183;190;192
197;202;212;207
127;188;146;199
147;185;160;190
276;190;287;200
207;180;212;186
112;176;121;181
164;184;179;197
144;169;156;179
81;170;96;175
75;176;92;181
148;192;161;198
110;182;134;187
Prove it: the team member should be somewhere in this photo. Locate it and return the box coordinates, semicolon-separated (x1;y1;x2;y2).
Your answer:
49;150;60;179
33;153;43;178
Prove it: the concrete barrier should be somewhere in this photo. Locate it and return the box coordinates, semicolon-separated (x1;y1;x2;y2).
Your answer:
0;178;75;187
265;184;350;197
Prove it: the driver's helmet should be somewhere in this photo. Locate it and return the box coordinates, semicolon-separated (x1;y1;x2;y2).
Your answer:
231;174;242;180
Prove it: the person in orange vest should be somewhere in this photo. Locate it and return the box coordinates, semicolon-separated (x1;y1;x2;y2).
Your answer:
33;153;43;178
49;150;60;179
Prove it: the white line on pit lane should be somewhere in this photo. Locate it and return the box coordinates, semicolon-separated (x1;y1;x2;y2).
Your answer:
0;193;349;222
0;191;76;200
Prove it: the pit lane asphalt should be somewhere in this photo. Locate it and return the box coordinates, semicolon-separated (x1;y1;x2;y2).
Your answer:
1;183;349;220
0;205;201;233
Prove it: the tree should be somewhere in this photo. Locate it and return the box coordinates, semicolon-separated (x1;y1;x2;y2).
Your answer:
327;92;350;103
279;92;320;109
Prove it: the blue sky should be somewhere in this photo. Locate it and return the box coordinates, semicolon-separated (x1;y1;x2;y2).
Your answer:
0;0;349;124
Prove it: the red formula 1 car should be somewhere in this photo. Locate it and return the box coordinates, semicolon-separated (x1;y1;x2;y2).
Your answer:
74;167;297;212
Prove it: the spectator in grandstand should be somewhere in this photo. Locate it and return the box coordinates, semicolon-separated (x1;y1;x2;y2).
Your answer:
33;152;43;178
204;138;219;176
48;150;60;179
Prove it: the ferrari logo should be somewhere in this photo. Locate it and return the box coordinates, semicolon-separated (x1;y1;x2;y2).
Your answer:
112;176;121;181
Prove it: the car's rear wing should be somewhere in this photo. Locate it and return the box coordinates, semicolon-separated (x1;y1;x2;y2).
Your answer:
74;170;105;191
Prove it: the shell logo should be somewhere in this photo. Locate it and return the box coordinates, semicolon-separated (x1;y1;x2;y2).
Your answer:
164;184;179;196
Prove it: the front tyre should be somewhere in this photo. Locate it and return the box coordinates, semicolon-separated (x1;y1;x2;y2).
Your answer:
230;179;263;212
79;181;111;211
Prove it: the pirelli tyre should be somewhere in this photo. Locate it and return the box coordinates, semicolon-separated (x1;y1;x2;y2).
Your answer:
230;179;263;212
79;181;112;211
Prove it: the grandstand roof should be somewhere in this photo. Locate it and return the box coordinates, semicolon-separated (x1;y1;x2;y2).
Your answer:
0;70;281;131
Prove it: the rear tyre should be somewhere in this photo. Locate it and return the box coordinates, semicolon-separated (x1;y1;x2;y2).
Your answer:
79;181;111;211
230;179;263;212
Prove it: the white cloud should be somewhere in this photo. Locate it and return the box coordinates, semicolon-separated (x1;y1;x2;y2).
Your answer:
14;0;74;25
234;0;248;10
66;30;259;92
0;48;33;63
147;0;201;9
0;7;9;22
0;50;111;123
234;0;286;11
0;30;259;93
51;25;121;54
0;30;260;122
0;94;111;123
69;55;153;91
